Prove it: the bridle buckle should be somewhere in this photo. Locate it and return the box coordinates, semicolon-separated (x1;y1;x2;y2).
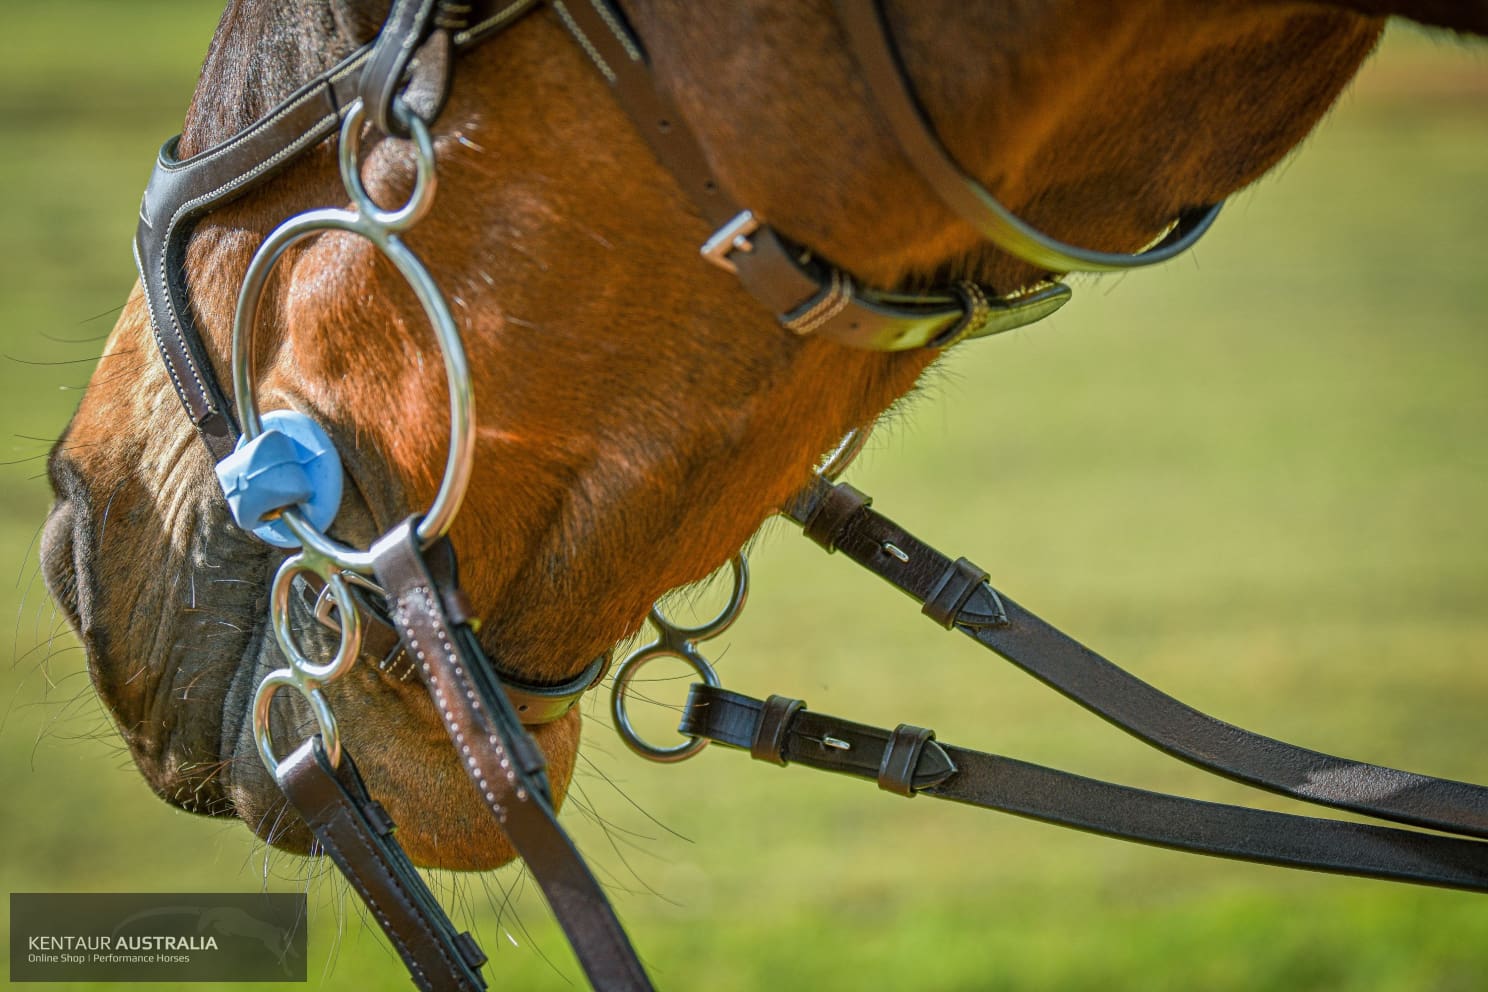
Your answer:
699;209;760;274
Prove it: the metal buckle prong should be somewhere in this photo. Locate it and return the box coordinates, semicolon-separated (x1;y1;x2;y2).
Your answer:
700;210;761;274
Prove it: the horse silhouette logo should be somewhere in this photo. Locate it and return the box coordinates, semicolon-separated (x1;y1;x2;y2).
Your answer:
112;902;304;977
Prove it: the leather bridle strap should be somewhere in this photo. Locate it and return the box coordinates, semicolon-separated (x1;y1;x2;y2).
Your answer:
275;738;491;992
294;571;610;725
133;0;538;460
833;0;1222;272
135;43;368;461
782;476;1488;841
554;0;1071;351
680;685;1488;892
370;519;655;992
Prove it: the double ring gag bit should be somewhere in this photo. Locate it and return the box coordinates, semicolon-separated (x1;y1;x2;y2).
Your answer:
231;97;475;575
611;555;749;762
241;97;472;774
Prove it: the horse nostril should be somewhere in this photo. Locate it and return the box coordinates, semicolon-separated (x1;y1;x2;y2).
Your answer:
45;441;81;502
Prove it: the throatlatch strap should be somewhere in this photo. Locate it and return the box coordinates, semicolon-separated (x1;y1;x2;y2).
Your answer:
681;685;1488;893
371;519;654;992
275;739;489;992
786;475;1488;843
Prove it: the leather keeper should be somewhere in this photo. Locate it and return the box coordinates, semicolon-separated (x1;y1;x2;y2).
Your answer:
453;931;488;971
877;723;937;797
750;694;805;766
922;556;991;629
802;482;871;552
442;588;476;627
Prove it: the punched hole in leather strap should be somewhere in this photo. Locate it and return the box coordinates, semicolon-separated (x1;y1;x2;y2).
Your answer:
802;482;871;551
877;723;937;797
922;556;991;629
750;694;805;765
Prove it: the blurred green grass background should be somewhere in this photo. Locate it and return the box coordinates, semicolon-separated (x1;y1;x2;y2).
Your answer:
2;5;1486;990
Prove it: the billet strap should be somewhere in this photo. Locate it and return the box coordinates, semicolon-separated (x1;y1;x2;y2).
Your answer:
275;738;489;992
681;685;1488;893
370;519;654;992
786;476;1488;840
554;0;1070;351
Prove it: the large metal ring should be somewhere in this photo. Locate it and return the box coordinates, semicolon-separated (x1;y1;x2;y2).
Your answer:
231;99;473;575
611;556;748;762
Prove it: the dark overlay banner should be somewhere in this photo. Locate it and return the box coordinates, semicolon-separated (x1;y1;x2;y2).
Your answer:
10;892;307;983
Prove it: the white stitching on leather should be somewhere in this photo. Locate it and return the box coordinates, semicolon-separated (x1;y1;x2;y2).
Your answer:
586;0;642;62
398;587;520;822
454;0;536;45
388;0;437;64
159;53;366;177
784;270;855;336
145;52;372;423
553;2;615;83
317;815;435;985
132;239;192;413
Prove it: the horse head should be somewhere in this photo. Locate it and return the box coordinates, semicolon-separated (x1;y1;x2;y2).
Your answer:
40;0;1475;874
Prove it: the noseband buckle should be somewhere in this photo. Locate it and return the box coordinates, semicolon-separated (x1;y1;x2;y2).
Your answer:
700;209;761;274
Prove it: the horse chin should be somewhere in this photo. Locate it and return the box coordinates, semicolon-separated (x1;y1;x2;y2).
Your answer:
229;626;583;871
42;437;576;874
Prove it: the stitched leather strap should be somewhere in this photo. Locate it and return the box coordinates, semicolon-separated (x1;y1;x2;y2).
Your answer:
682;685;1488;893
554;0;1071;351
135;1;537;463
276;738;489;992
360;0;449;138
371;519;654;992
833;0;1221;273
134;45;370;460
787;476;1488;840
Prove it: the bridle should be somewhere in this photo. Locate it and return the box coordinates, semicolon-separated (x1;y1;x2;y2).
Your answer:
125;2;1487;990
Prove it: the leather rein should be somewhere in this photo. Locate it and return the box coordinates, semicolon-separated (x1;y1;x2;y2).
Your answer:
129;2;1486;990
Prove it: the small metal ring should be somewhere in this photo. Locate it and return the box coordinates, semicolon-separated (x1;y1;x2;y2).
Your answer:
647;555;749;643
253;670;341;775
610;645;721;763
269;554;364;684
818;428;867;482
338;99;438;232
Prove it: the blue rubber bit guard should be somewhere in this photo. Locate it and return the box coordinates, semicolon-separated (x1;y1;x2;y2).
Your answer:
215;409;343;548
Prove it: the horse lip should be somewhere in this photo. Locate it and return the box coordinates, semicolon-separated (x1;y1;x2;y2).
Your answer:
40;444;275;820
40;498;83;634
40;449;95;644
